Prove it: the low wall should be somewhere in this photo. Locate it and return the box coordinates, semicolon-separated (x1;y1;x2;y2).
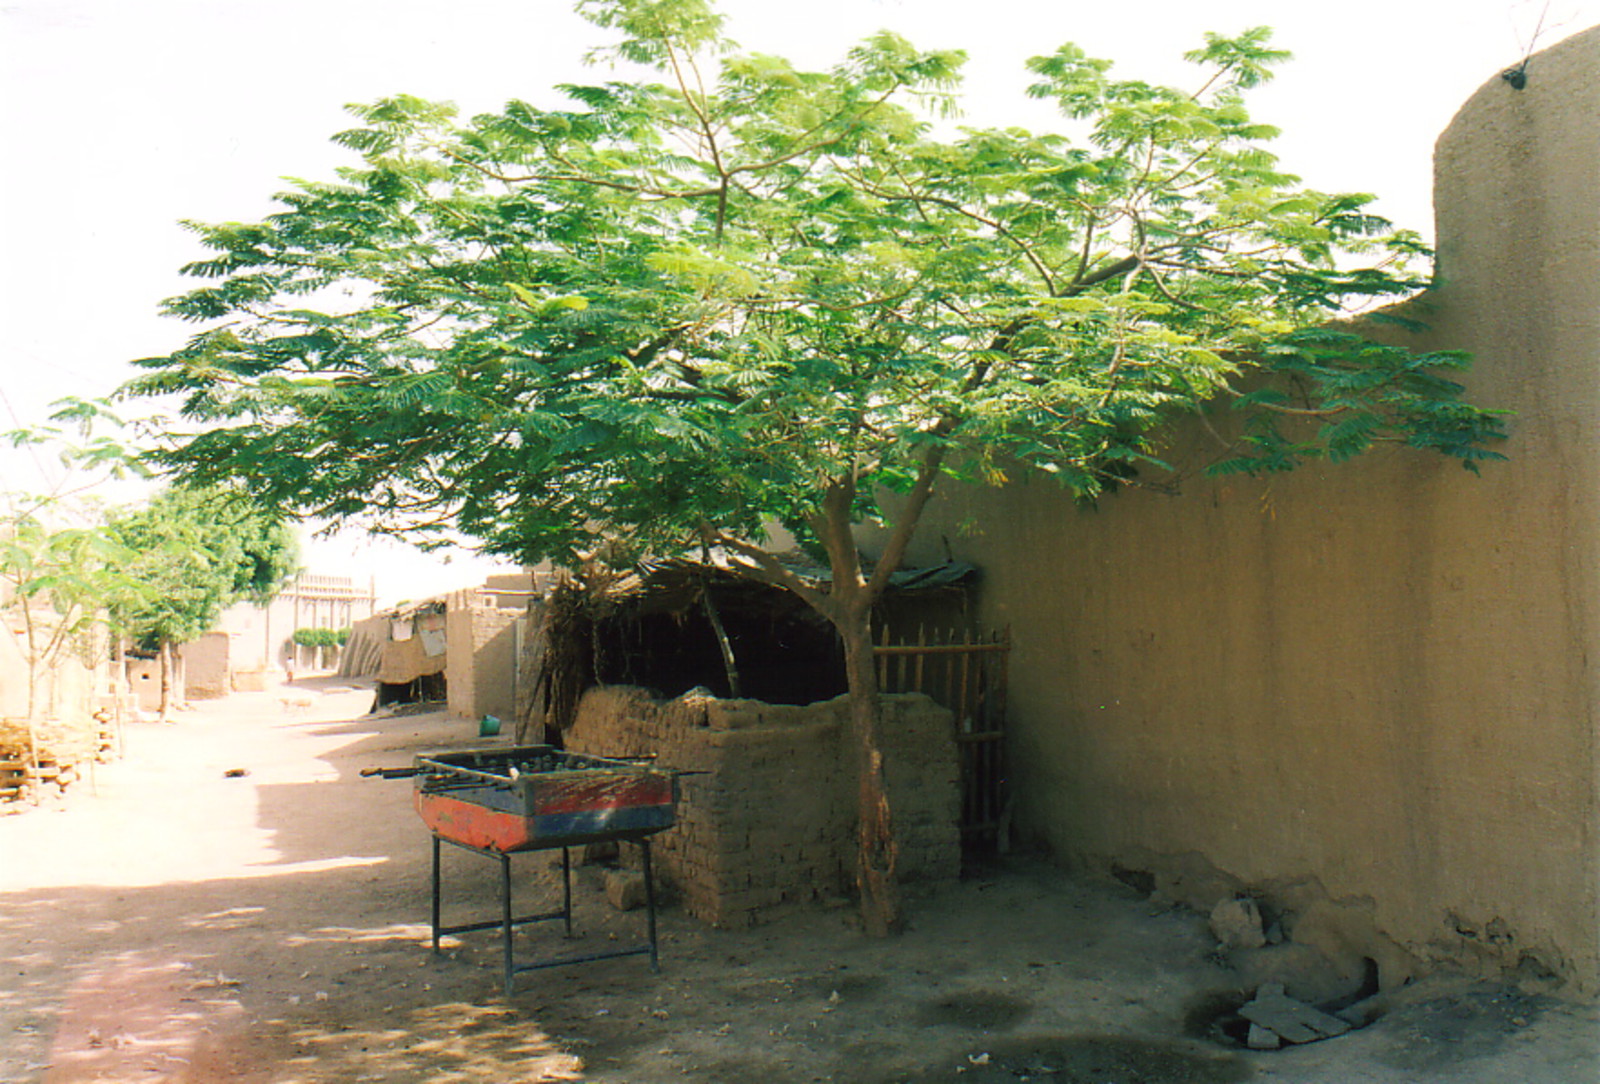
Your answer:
567;686;960;928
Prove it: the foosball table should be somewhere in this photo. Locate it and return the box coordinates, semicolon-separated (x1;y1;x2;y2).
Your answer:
366;745;678;993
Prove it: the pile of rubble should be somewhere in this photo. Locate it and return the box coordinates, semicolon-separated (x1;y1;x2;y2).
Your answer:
1237;981;1364;1049
0;710;118;803
1206;894;1386;1050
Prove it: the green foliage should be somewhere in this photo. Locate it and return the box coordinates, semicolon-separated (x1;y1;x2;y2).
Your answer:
0;510;137;716
126;1;1504;594
4;397;153;493
292;626;347;648
1;399;151;720
107;486;299;652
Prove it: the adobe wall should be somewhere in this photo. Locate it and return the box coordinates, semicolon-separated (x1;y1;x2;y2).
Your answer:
0;617;105;724
180;632;230;700
337;613;389;678
567;686;960;928
444;590;524;723
891;27;1600;990
214;572;377;675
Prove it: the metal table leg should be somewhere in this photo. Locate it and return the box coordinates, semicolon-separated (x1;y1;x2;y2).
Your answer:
561;846;573;937
642;838;659;973
429;833;663;994
500;851;514;993
431;834;442;954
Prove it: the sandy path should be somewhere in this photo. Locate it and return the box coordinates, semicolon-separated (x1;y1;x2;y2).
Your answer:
2;680;1595;1083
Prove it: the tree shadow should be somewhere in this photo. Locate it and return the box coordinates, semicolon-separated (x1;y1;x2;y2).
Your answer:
0;688;618;1082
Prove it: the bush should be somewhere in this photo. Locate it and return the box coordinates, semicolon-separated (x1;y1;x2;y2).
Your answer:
291;627;346;649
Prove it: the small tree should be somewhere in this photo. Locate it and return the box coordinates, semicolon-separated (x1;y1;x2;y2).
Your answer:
1;398;147;786
0;512;127;719
107;486;298;719
127;1;1504;932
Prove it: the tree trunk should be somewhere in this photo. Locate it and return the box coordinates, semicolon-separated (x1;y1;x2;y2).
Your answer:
20;605;42;796
803;475;915;937
158;641;173;723
837;603;902;936
716;460;946;936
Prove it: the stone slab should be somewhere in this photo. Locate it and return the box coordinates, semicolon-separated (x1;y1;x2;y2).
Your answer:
1239;992;1353;1044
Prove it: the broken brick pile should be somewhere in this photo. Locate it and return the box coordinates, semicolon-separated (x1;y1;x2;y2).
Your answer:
1239;982;1355;1049
567;686;960;928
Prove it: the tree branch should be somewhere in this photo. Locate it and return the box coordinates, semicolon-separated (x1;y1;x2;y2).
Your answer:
848;170;1059;296
699;523;832;613
808;476;866;616
865;442;947;601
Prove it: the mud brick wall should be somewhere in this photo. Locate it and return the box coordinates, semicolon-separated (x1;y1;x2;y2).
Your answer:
180;632;231;700
445;591;523;724
567;686;959;928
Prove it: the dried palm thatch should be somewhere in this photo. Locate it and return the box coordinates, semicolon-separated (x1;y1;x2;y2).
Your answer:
521;556;976;742
520;563;630;742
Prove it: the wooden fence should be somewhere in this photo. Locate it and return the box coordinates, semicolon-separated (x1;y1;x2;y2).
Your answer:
875;626;1010;855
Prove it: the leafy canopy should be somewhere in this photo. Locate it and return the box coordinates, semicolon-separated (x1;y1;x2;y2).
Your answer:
127;0;1505;581
107;486;299;652
292;627;349;648
1;398;153;717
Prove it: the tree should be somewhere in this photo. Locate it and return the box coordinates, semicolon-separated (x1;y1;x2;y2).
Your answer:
0;509;129;745
107;486;298;719
1;398;147;789
126;0;1505;932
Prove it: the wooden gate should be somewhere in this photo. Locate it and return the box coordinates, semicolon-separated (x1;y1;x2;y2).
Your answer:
875;626;1010;855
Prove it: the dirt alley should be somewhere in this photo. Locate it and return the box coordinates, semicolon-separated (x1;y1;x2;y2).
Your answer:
2;678;1596;1083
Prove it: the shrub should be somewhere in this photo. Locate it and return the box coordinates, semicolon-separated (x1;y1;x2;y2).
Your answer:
291;627;345;649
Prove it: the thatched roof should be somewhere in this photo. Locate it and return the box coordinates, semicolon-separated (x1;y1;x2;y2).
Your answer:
597;553;978;619
527;557;978;739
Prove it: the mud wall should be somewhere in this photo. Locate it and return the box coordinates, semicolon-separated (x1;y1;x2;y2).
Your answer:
886;27;1600;990
179;632;230;700
567;686;960;928
0;617;105;723
445;590;523;723
337;613;389;678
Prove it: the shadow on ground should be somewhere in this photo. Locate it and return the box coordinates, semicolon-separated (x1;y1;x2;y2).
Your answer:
3;680;1596;1083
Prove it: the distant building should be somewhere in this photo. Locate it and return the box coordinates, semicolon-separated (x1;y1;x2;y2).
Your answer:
341;573;537;723
198;572;379;693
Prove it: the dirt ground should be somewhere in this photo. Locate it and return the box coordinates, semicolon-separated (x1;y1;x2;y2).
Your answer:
2;678;1596;1084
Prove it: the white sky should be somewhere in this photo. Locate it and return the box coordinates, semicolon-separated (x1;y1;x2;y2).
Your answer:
1;0;1594;599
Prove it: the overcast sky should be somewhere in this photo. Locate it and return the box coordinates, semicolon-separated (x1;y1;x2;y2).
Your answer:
1;0;1593;598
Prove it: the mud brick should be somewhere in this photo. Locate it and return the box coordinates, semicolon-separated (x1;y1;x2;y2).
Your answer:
570;685;958;929
705;704;763;730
